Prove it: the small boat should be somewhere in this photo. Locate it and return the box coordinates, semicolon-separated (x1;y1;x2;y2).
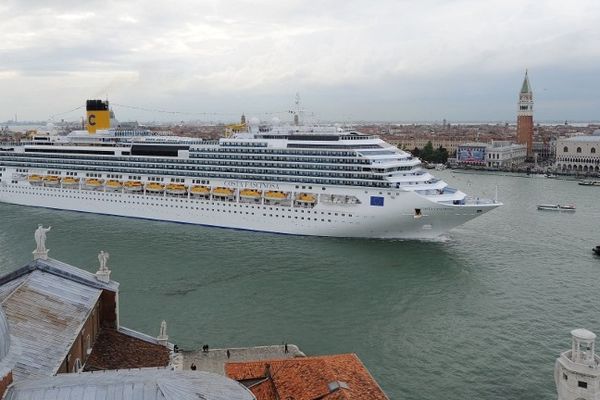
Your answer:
593;245;600;256
545;174;557;179
240;189;261;199
145;182;165;193
84;178;103;189
578;180;600;186
190;185;210;196
62;177;79;187
123;181;143;191
537;204;576;212
296;193;316;204
264;191;287;201
27;175;43;185
43;175;61;186
105;180;122;190
166;183;187;195
212;187;234;197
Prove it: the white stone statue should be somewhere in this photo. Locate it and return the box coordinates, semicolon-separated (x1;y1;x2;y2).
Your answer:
157;320;169;346
98;251;110;271
159;320;168;339
34;225;51;253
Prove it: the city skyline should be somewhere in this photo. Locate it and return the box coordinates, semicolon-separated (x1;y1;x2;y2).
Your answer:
1;0;600;122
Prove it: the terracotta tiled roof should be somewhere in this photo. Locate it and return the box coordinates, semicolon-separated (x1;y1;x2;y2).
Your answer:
225;353;388;400
84;328;170;371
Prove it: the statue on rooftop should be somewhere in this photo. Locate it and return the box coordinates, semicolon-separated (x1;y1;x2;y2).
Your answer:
34;225;51;253
98;250;110;271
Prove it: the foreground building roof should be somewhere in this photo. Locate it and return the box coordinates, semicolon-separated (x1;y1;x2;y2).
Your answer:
225;353;388;400
0;266;103;380
84;328;170;371
4;368;256;400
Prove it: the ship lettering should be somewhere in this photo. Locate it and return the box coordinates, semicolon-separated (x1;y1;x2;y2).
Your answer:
224;180;279;190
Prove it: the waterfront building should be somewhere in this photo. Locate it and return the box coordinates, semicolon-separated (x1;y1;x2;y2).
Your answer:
555;328;600;400
389;137;462;157
516;70;534;158
555;131;600;174
485;141;527;168
225;353;389;400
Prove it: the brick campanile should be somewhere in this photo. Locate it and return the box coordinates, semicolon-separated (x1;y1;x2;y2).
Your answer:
516;70;534;158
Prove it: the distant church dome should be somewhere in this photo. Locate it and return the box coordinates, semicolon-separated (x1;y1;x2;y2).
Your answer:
0;308;10;361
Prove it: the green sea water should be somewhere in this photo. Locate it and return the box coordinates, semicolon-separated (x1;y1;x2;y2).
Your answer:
1;171;599;399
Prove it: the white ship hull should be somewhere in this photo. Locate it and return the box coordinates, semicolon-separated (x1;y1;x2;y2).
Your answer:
0;181;497;239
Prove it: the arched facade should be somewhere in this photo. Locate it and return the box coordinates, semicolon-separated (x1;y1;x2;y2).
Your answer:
555;137;600;175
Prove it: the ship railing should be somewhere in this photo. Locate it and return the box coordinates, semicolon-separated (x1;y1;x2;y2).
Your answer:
463;196;497;205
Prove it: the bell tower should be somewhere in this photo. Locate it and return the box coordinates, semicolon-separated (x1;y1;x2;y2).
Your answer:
555;329;600;400
516;70;534;158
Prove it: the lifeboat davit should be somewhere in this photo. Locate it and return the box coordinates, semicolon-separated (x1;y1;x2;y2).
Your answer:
296;193;316;204
264;191;287;201
124;181;143;192
166;184;187;195
146;182;165;193
212;187;234;197
43;175;61;186
240;189;261;199
105;180;122;190
84;178;103;189
62;177;79;187
28;175;43;185
190;185;210;196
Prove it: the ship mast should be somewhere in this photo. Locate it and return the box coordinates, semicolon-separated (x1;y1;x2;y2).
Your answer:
293;93;304;126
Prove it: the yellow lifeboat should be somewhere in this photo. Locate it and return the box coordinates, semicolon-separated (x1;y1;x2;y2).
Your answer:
166;183;187;195
105;180;122;190
43;175;61;186
146;182;165;192
240;189;261;199
190;185;210;195
62;177;79;186
264;191;287;201
212;187;234;197
28;175;43;185
84;178;103;188
124;181;143;191
296;193;316;203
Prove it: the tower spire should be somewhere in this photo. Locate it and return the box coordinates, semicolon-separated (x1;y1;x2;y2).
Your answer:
520;69;532;94
516;69;534;159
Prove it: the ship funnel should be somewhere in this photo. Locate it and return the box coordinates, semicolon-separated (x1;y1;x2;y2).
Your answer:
86;99;111;133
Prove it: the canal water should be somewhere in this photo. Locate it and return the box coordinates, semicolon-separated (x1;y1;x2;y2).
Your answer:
1;171;599;399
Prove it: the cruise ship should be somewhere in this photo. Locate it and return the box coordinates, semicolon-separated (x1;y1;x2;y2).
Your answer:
0;100;500;239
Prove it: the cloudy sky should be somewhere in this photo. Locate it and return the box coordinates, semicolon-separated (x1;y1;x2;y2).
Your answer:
1;0;599;123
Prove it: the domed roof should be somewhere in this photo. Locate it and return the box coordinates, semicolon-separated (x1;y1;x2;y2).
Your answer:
0;307;10;361
571;328;596;341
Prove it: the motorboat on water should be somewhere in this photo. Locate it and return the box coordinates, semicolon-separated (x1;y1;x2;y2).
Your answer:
578;180;600;186
537;204;576;212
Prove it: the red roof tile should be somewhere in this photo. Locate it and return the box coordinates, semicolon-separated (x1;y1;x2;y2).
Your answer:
225;354;388;400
